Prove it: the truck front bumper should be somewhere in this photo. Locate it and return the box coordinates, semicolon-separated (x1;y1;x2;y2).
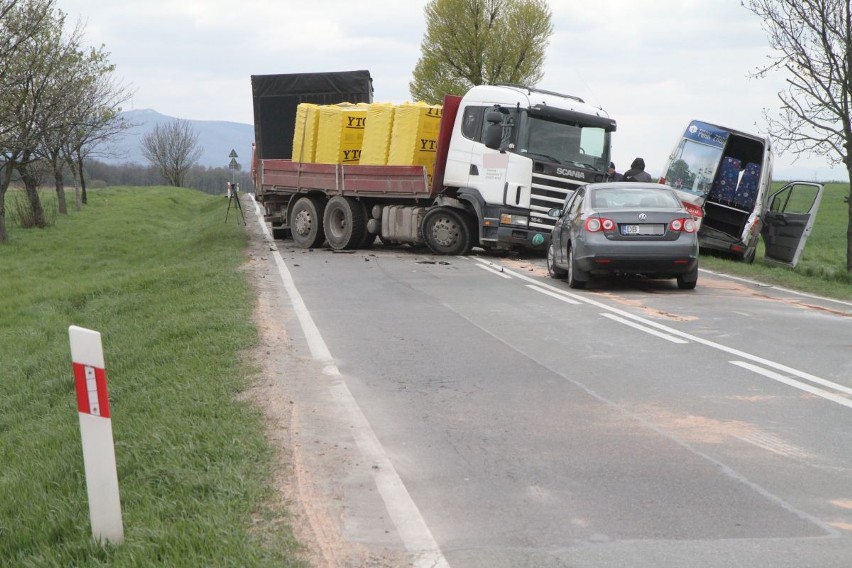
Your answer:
479;224;549;251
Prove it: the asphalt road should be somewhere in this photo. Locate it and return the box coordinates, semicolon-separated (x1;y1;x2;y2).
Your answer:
262;228;852;567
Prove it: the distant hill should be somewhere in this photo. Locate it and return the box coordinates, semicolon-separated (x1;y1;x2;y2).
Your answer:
92;109;255;170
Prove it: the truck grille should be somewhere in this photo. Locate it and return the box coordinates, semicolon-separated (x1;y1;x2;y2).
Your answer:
529;173;579;231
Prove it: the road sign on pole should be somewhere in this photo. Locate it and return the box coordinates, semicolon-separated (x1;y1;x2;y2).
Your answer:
69;325;124;545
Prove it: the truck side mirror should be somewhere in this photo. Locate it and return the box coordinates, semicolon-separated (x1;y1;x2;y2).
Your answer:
484;124;502;150
483;110;513;152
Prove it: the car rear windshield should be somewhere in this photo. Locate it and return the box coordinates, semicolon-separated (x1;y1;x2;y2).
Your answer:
591;189;681;209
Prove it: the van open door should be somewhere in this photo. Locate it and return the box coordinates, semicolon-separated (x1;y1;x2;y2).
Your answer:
760;182;824;268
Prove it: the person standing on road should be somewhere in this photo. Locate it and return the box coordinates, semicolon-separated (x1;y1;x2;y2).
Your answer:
606;162;623;182
623;157;652;182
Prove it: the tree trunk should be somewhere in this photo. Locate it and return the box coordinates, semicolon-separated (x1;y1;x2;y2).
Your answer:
0;164;14;243
77;152;88;205
54;169;68;215
0;188;7;243
19;163;47;228
847;169;852;273
67;159;82;212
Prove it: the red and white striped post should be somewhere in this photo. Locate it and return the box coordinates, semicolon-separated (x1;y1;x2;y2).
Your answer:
69;325;124;544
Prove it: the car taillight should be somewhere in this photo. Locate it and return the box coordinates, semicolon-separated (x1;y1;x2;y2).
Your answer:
682;201;703;220
670;218;697;233
584;217;615;232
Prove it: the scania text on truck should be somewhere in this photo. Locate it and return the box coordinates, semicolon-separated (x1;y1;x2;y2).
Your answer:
251;71;617;255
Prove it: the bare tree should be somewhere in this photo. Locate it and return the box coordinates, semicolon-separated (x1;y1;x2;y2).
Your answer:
743;0;852;271
141;120;203;188
0;0;56;242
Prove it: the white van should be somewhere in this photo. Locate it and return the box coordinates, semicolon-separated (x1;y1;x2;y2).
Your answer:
660;120;823;267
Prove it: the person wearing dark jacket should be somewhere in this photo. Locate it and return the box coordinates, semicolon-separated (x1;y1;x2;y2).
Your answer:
623;158;652;182
606;162;623;182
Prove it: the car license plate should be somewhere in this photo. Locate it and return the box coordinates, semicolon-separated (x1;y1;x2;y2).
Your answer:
621;224;664;235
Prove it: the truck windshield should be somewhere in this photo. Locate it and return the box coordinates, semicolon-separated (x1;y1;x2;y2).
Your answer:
517;115;608;172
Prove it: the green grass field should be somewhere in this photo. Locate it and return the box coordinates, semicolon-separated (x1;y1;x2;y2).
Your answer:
0;187;305;567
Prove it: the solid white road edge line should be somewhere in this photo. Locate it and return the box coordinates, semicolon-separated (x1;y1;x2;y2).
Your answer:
250;197;450;568
731;361;852;409
701;268;852;308
469;256;852;402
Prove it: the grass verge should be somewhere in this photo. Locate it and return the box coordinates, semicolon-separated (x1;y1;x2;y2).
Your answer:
0;187;305;566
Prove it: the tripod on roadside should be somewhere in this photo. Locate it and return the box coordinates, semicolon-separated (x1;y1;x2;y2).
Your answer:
225;183;246;225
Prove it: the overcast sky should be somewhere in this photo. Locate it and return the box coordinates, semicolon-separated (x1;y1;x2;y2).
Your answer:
58;0;846;181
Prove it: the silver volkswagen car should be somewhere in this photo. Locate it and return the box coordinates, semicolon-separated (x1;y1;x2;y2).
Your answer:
547;182;699;289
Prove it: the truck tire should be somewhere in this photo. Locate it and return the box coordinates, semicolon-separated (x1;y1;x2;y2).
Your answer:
323;196;367;250
357;201;376;248
422;207;473;255
290;196;326;248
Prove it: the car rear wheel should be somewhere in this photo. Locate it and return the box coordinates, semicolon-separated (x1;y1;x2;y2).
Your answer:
567;246;587;289
547;243;567;279
677;265;699;290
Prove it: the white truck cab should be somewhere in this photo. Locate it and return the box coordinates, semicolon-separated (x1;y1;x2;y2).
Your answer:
442;84;617;251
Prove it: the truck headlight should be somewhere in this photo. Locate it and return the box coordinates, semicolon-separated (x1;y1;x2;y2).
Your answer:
500;213;529;227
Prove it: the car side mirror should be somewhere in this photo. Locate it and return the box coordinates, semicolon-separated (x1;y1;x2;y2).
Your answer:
547;207;561;218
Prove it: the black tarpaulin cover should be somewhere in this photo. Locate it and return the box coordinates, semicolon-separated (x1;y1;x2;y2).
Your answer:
251;70;373;160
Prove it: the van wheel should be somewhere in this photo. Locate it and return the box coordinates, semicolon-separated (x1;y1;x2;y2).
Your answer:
742;245;757;264
547;243;567;278
324;196;367;250
290;196;326;248
567;246;587;289
422;207;473;255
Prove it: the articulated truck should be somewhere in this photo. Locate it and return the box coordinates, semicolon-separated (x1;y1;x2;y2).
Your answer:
251;70;616;254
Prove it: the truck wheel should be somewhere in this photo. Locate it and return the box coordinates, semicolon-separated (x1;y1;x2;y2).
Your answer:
547;242;567;279
422;207;473;255
290;196;326;248
566;246;587;289
323;196;367;250
357;202;376;248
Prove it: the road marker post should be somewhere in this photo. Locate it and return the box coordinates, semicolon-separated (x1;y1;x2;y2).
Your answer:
69;325;124;544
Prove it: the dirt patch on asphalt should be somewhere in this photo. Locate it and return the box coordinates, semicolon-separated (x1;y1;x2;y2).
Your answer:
240;209;406;567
